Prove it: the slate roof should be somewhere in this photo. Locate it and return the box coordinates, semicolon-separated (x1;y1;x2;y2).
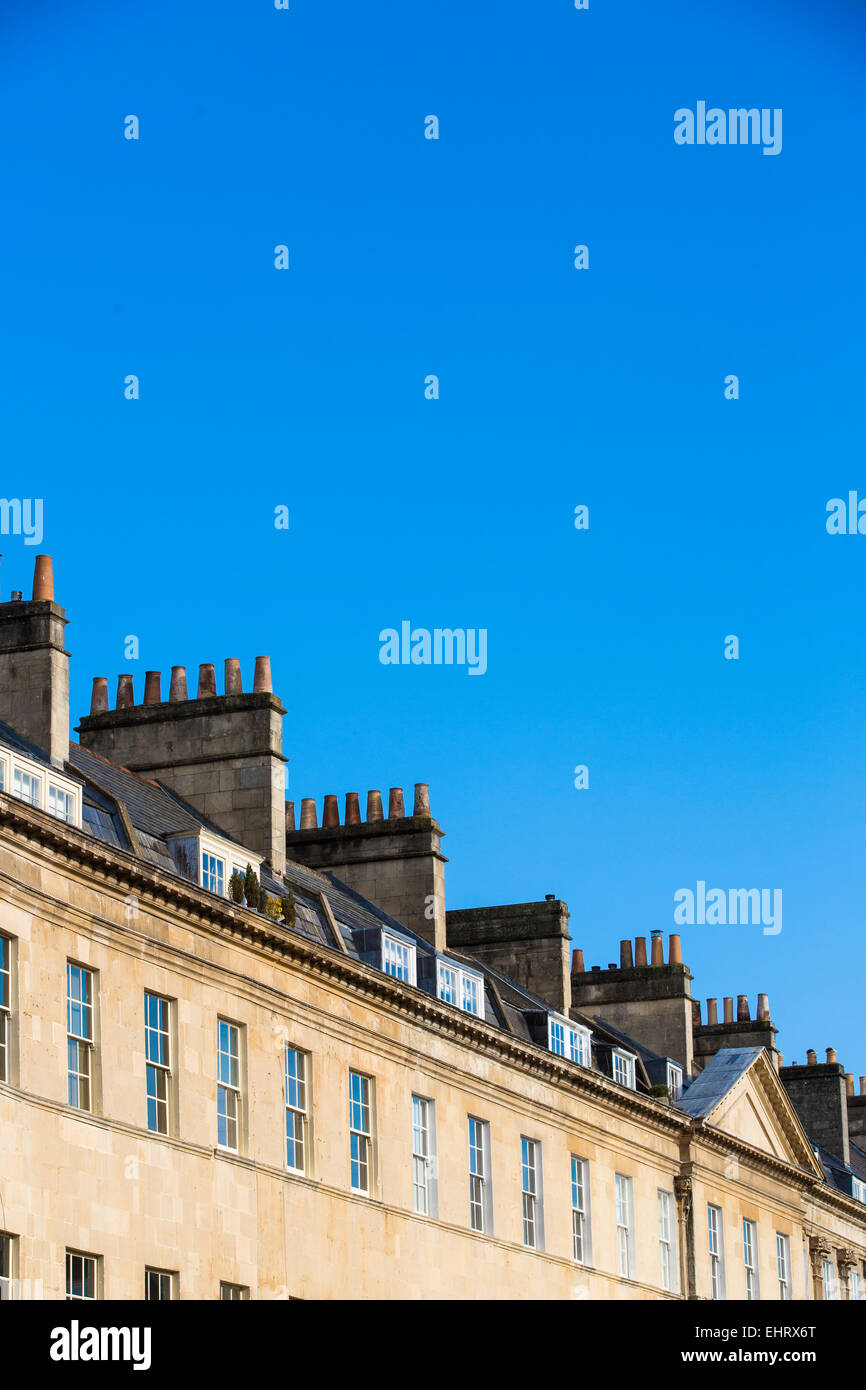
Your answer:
677;1047;765;1117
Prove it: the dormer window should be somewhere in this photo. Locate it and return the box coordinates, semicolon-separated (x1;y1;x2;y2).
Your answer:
853;1177;866;1204
48;785;75;824
382;932;416;985
437;961;484;1018
201;851;225;896
548;1016;591;1067
12;767;40;807
666;1063;683;1101
613;1050;636;1089
461;973;481;1016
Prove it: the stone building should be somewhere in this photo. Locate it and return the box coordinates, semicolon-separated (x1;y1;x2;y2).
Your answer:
0;556;864;1301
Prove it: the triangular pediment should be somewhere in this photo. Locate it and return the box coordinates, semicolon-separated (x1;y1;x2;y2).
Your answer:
685;1049;824;1177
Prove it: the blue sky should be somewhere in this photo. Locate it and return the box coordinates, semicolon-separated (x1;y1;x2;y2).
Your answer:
2;0;865;1070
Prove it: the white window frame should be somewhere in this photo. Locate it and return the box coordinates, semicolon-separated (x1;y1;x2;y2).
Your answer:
776;1233;791;1301
658;1189;677;1292
349;1070;374;1195
0;755;7;793
849;1267;862;1301
666;1063;683;1101
437;960;484;1018
144;992;172;1136
48;783;75;823
613;1050;636;1089
284;1045;308;1174
0;1233;13;1300
468;1116;492;1234
0;933;11;1085
521;1137;544;1250
145;1267;175;1300
66;962;94;1112
852;1177;866;1203
12;764;41;808
381;932;416;986
548;1016;591;1067
202;850;225;896
217;1018;242;1152
411;1094;437;1217
570;1156;592;1264
708;1204;725;1300
823;1257;837;1301
615;1173;635;1279
66;1249;99;1301
743;1218;759;1300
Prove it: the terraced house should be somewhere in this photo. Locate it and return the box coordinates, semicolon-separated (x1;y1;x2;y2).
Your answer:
0;556;864;1301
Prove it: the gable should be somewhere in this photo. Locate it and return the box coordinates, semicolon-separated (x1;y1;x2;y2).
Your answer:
698;1055;823;1176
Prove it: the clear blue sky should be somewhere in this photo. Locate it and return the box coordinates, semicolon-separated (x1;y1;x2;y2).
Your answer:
2;0;865;1073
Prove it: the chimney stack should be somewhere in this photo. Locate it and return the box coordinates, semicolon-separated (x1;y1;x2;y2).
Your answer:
143;671;161;705
0;555;70;764
116;674;134;709
286;780;447;950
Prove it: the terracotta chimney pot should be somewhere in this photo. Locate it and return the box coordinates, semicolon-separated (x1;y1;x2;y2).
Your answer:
90;677;109;714
634;937;647;967
367;790;383;822
285;801;295;833
573;948;585;974
706;998;718;1025
253;655;272;693
620;939;633;969
322;794;339;828
224;658;243;694
143;670;161;705
32;554;54;601
116;674;134;709
198;663;217;698
345;793;361;825
169;666;188;702
723;997;734;1023
669;934;682;965
650;931;664;965
300;798;317;830
388;787;404;819
737;994;750;1021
